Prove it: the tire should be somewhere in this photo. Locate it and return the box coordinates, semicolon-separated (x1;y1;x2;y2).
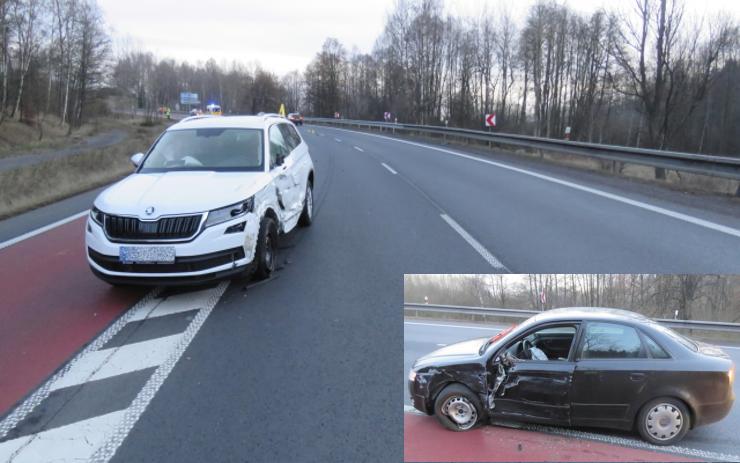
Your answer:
253;216;278;280
298;182;313;227
434;384;484;432
636;397;691;445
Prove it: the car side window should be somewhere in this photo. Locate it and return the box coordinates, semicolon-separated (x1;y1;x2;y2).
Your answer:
579;322;646;359
286;124;302;147
642;333;670;359
504;325;577;361
269;125;289;168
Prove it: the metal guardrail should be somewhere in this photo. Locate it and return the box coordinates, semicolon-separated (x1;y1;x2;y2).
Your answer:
404;303;740;334
305;117;740;183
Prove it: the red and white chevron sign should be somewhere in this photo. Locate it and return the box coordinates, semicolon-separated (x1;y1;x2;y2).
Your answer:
485;113;496;127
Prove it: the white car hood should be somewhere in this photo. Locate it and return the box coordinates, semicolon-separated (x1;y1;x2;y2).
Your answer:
95;171;271;218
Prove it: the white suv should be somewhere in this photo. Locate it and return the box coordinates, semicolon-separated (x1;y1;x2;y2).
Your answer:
86;115;314;285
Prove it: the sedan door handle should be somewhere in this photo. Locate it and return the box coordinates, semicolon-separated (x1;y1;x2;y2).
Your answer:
629;373;646;381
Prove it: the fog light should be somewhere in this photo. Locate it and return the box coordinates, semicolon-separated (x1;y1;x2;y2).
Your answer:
225;222;246;234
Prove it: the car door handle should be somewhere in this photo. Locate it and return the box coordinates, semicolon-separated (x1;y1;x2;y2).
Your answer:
629;373;646;381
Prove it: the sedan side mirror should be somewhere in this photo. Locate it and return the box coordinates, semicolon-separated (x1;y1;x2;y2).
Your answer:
131;152;144;167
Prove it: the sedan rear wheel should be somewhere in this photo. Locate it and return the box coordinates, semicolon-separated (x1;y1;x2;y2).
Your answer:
434;384;483;432
637;398;690;445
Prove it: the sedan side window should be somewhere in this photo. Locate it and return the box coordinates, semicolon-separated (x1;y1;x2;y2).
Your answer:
579;322;646;359
643;334;670;359
277;124;297;152
269;125;289;168
504;325;577;361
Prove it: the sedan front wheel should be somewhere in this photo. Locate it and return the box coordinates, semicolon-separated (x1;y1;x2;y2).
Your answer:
434;384;483;431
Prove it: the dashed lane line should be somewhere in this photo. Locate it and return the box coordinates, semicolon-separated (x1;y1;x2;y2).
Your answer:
381;162;398;175
334;137;342;143
322;126;740;240
353;146;364;152
440;214;508;271
0;210;89;250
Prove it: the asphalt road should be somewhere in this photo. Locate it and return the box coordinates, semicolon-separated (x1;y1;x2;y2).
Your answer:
403;318;740;458
1;124;740;461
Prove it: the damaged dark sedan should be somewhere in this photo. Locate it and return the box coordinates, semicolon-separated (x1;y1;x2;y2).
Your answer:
408;308;735;445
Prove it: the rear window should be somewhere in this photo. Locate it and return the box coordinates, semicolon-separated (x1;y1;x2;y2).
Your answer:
648;322;698;352
580;322;646;359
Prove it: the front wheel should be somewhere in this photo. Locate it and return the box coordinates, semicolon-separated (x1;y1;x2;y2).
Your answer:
253;216;278;280
434;384;484;431
636;397;690;445
298;182;313;227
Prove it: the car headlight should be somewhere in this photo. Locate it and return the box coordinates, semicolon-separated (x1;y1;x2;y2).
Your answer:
90;206;104;225
408;369;417;382
205;197;254;228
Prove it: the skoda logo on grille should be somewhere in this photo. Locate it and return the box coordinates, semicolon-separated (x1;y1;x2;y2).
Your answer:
144;206;155;216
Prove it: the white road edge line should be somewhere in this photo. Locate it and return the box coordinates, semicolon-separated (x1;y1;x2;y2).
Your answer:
401;406;740;462
334;137;342;142
381;162;397;175
326;127;740;240
404;321;504;331
440;213;508;271
353;146;364;152
90;281;229;462
0;210;89;251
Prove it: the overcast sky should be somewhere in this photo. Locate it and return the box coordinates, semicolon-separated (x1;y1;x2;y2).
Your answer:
98;0;740;76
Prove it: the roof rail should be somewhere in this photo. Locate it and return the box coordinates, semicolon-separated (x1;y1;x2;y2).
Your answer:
177;115;216;124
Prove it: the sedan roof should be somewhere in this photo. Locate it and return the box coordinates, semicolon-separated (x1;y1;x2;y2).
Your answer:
528;307;651;325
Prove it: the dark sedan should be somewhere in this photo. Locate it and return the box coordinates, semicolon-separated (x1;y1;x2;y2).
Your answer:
288;112;304;125
408;307;735;445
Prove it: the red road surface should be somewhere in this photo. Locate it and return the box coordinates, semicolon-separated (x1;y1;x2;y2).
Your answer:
0;218;145;415
404;413;700;462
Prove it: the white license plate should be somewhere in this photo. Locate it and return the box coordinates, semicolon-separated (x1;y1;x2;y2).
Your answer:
119;246;176;264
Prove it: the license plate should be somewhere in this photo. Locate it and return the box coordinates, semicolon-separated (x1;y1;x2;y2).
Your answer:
119;246;176;264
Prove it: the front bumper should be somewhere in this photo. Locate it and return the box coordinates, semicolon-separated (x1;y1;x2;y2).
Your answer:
408;374;432;415
86;212;260;284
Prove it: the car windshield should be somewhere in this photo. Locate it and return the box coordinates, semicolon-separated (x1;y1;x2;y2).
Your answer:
140;128;263;172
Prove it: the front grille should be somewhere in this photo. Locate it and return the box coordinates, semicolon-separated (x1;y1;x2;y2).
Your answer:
104;214;202;241
89;247;245;273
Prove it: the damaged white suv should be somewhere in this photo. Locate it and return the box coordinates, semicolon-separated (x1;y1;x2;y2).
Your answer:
86;115;314;285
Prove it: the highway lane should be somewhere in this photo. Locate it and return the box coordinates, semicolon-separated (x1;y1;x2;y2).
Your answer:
314;125;740;273
404;318;740;458
1;122;740;461
0;126;497;461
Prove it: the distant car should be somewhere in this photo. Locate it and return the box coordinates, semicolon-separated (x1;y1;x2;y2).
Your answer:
86;115;314;285
288;112;304;125
408;307;735;445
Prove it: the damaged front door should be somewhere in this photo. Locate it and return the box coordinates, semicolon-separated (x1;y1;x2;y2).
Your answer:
489;324;579;426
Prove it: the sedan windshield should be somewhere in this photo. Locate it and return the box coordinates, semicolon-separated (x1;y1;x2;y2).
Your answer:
140;128;264;172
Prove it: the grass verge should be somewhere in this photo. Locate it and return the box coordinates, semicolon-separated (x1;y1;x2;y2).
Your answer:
0;121;164;219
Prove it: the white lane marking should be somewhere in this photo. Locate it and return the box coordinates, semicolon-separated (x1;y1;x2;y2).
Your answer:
353;146;364;152
381;162;398;175
49;335;182;391
127;288;215;322
0;411;125;463
334;137;342;142
90;281;228;462
436;343;447;347
0;290;162;440
0;210;89;251
440;213;508;270
404;321;505;331
327;127;740;240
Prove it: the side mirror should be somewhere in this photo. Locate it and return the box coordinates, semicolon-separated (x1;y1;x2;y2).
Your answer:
131;152;144;167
